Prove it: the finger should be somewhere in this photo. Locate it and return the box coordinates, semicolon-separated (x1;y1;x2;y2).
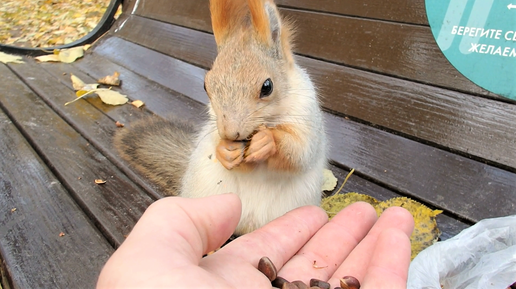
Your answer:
361;228;411;289
277;202;378;284
328;206;414;287
205;206;329;277
100;194;241;279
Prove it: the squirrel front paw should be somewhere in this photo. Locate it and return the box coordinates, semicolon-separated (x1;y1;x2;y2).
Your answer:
244;129;277;163
216;139;245;170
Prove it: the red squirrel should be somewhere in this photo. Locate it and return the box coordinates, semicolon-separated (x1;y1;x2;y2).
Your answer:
114;0;328;235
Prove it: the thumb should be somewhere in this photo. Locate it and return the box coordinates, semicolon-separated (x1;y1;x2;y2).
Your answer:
97;194;242;287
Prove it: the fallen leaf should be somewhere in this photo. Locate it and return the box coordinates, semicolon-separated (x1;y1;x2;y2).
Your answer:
59;232;66;237
98;71;121;86
35;54;60;62
71;73;86;90
71;74;99;93
321;193;442;260
97;89;128;105
11;208;17;213
115;121;125;127
0;52;24;64
321;169;338;191
94;179;106;185
58;46;84;63
131;100;145;108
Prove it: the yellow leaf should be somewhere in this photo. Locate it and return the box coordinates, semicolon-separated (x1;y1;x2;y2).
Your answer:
0;52;24;64
321;193;442;260
76;90;88;97
35;54;60;62
131;100;145;108
70;74;86;90
97;89;128;106
321;169;338;191
58;46;84;63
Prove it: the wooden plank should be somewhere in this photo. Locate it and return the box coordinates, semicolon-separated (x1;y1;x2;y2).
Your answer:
134;0;428;25
275;0;428;25
0;68;113;288
92;37;208;105
113;17;516;170
298;56;516;170
91;36;516;223
2;62;153;248
115;15;216;69
132;0;493;97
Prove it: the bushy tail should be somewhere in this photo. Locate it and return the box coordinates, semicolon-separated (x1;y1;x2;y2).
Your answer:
114;117;195;196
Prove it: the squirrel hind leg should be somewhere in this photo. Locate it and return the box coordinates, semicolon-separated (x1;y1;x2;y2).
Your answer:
113;116;196;196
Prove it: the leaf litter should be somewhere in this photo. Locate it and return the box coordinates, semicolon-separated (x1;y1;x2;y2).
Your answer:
66;73;128;106
0;0;121;48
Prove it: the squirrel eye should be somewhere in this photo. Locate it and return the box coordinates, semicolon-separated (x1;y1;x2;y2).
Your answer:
260;78;273;98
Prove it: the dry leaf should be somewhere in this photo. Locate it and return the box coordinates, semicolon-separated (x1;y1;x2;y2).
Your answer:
115;121;125;127
71;74;86;90
70;74;98;92
94;179;106;185
0;52;24;64
97;90;128;105
131;100;145;108
321;169;338;191
11;208;17;213
321;193;442;260
98;71;121;86
35;54;61;62
58;46;84;63
59;232;66;237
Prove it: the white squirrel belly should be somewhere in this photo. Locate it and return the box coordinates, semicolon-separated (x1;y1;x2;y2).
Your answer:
180;129;325;235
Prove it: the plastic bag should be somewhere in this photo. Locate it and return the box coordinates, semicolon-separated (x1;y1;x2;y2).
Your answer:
407;215;516;289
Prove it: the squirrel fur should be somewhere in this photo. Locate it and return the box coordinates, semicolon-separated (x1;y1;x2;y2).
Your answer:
114;0;327;235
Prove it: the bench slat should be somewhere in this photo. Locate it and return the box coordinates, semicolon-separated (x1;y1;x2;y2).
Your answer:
113;16;516;170
275;0;428;25
3;61;153;247
92;36;516;223
0;65;113;289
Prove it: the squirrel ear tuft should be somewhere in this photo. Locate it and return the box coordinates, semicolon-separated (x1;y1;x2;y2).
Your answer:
247;0;280;46
210;0;247;47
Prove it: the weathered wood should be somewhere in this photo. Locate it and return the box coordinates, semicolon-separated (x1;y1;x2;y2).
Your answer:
2;62;153;247
135;0;429;27
113;17;516;170
275;0;428;25
91;36;516;223
0;68;113;288
133;0;494;97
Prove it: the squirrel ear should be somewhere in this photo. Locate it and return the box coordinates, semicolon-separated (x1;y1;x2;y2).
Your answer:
247;0;280;45
210;0;247;47
247;0;294;62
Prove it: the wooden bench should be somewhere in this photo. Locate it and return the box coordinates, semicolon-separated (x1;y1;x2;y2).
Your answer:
1;0;515;287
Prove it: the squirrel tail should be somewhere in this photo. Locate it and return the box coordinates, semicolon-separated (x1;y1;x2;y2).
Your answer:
113;117;195;196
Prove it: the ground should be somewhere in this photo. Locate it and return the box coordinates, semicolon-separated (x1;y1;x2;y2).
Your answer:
0;0;119;48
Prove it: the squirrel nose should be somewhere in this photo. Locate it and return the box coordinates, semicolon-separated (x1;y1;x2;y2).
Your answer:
224;131;241;141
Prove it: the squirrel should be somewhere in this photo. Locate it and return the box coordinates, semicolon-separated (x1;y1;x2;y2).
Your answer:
114;0;327;235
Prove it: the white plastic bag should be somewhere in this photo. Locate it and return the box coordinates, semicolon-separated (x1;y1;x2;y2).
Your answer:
407;215;516;289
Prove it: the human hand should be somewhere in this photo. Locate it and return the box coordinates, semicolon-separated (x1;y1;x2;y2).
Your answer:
97;194;414;288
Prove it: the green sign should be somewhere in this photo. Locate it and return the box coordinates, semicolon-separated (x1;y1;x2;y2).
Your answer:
426;0;516;100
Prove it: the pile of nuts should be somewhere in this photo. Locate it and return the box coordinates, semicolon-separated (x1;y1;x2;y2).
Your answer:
258;257;360;289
